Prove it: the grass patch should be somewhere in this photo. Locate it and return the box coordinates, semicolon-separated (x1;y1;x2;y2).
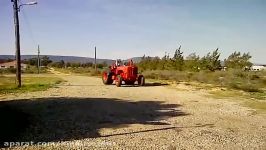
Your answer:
209;89;266;100
209;90;266;112
209;90;245;99
0;75;64;94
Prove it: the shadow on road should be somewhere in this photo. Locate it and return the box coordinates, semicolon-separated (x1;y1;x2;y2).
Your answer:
144;82;169;86
0;97;186;146
101;123;215;138
120;82;169;87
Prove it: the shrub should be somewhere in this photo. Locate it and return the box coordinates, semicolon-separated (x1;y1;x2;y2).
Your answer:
22;66;48;74
233;70;248;78
0;68;16;74
143;69;265;93
229;81;260;92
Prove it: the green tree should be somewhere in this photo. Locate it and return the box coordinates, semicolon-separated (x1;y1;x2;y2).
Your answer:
163;53;173;70
185;52;200;71
138;55;147;71
150;56;160;70
156;53;166;70
28;58;38;66
66;62;71;67
224;51;252;69
172;45;184;70
200;48;221;71
102;61;108;67
41;56;52;66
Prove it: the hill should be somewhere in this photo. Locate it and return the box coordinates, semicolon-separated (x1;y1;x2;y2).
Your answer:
0;55;114;64
0;55;146;65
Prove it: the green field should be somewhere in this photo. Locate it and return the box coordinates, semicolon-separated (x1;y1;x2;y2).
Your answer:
0;75;63;94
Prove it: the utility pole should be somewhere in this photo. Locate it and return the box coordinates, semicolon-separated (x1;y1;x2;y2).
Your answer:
94;46;97;71
37;45;40;74
12;0;21;87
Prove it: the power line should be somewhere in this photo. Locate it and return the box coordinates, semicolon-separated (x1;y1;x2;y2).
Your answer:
20;7;37;46
19;0;37;46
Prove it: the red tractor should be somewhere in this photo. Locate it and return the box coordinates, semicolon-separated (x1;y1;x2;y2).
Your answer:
102;59;145;87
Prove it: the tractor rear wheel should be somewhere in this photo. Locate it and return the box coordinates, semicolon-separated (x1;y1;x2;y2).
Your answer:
138;75;145;86
102;72;113;85
116;75;122;87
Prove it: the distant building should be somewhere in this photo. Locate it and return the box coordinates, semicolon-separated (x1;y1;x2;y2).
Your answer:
251;65;266;71
0;60;27;69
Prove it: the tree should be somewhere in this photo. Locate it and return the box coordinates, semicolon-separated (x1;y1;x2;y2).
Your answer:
185;52;200;71
50;60;65;68
59;60;65;68
156;53;166;70
163;52;174;70
102;61;108;67
41;56;52;66
200;48;221;71
150;56;160;70
172;45;184;70
138;55;147;70
66;62;71;67
28;58;38;66
224;51;252;69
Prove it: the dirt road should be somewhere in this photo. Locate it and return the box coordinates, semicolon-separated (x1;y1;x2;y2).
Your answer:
1;74;265;149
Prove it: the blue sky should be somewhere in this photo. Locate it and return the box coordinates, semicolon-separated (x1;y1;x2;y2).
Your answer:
0;0;265;63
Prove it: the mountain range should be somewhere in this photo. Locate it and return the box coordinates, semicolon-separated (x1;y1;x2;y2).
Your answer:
0;55;143;65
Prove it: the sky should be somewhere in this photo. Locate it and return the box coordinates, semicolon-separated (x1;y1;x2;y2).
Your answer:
0;0;265;63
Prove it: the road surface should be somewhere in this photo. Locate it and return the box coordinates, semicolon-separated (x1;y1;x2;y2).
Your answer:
0;74;265;149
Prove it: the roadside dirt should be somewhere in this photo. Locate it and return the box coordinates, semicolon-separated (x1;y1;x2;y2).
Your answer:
0;74;265;150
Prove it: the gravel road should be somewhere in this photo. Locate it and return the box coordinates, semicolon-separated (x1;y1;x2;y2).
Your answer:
0;74;265;150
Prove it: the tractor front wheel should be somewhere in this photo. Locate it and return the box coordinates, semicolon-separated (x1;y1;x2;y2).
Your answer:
138;75;145;86
102;72;113;85
116;75;122;87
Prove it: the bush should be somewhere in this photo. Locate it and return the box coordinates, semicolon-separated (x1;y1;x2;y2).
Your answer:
229;82;260;92
233;70;248;78
0;66;48;74
0;68;16;74
143;69;266;93
23;66;48;74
